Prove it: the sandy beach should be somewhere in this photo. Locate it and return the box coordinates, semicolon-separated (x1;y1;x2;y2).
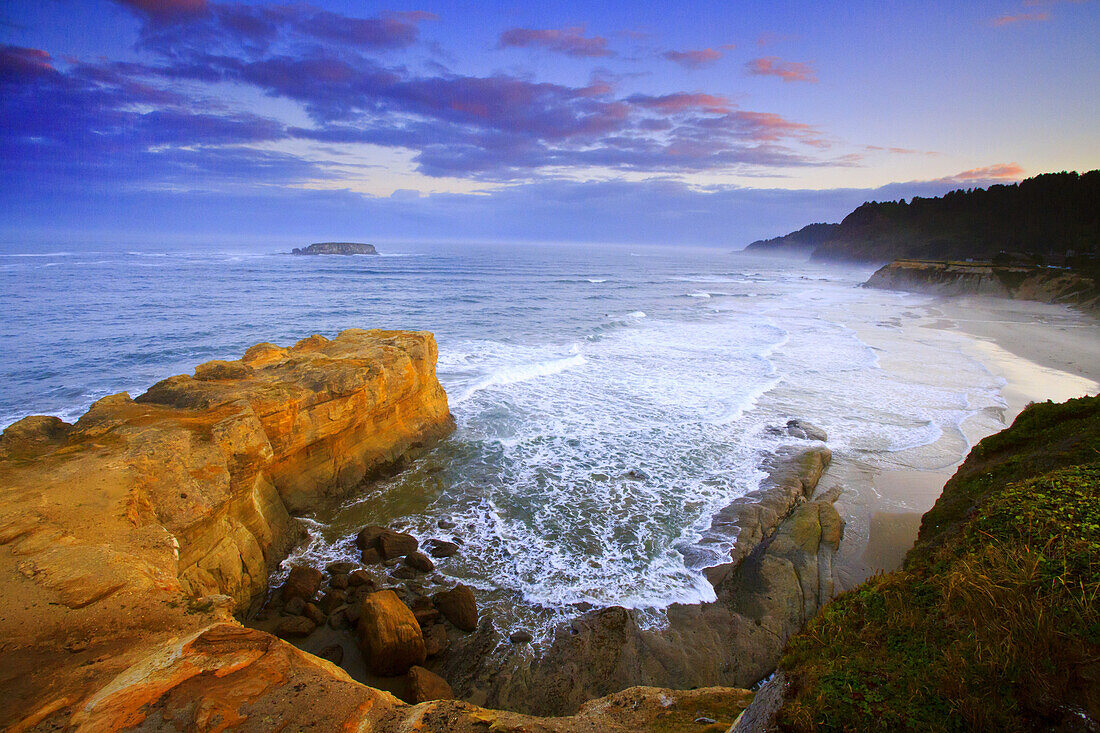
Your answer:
833;295;1100;586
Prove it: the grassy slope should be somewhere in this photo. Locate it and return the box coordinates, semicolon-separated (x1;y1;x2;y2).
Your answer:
776;395;1100;732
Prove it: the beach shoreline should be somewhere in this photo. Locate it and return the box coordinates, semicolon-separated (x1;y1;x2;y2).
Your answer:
834;295;1100;585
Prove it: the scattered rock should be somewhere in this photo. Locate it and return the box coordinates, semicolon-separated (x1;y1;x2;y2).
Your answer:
404;551;435;573
275;616;316;638
325;561;357;576
357;525;418;560
327;610;348;629
423;623;449;657
318;644;344;666
406;665;454;703
283;597;306;616
786;419;827;442
392;566;417;580
329;573;349;590
437;518;456;530
361;547;382;565
281;566;322;603
319;590;346;614
344;602;361;626
303;602;326;626
414;608;441;626
622;469;649;481
357;590;426;676
509;631;533;644
425;539;459;558
433;584;478;632
347;569;374;587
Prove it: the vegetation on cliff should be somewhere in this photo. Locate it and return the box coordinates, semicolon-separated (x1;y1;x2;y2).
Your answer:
776;395;1100;731
745;170;1100;263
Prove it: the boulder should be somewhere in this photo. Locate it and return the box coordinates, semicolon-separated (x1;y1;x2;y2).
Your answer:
406;666;454;703
361;547;383;565
275;616;316;638
357;590;426;676
404;551;435;573
357;525;418;560
433;584;478;632
509;631;533;644
347;569;374;587
423;623;450;657
303;602;326;626
426;539;459;558
318;644;344;666
281;566;322;603
786;419;827;442
319;590;346;614
284;597;306;616
325;561;357;575
329;573;349;590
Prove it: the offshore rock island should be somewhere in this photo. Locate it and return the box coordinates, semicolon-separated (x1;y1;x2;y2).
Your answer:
292;242;379;255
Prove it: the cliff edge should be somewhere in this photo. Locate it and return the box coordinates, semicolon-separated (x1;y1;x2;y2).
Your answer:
0;329;454;730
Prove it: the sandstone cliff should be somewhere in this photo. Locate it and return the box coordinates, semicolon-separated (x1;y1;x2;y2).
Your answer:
0;329;454;729
864;259;1100;314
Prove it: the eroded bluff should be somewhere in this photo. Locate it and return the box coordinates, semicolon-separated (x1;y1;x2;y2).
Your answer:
0;329;454;729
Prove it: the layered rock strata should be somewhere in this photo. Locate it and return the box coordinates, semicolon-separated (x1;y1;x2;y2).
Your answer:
0;329;454;730
440;446;841;715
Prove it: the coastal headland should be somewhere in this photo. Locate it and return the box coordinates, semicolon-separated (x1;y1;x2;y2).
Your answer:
292;242;379;255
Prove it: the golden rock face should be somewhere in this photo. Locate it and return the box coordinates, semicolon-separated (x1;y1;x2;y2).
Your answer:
0;329;454;729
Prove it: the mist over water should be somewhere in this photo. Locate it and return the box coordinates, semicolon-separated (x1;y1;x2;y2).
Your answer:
0;242;1007;634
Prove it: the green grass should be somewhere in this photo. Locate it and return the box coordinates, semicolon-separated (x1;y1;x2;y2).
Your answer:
776;396;1100;732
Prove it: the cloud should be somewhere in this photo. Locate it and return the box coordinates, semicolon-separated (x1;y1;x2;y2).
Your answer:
661;48;723;69
497;26;614;58
864;145;940;156
112;0;208;23
946;163;1025;181
991;11;1050;25
745;56;818;83
755;32;796;47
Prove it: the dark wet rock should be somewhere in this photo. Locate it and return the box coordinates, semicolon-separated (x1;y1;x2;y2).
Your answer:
433;584;478;632
786;419;827;442
281;566;322;603
318;643;344;666
357;525;419;560
622;469;649;481
274;616;316;638
406;665;454;703
425;539;459;558
361;547;383;565
437;518;456;530
327;609;348;630
423;623;450;657
414;608;441;626
319;590;346;614
325;561;357;576
283;597;306;616
347;569;374;587
392;566;417;580
344;601;361;626
303;602;325;626
329;573;349;590
404;551;435;573
509;631;533;644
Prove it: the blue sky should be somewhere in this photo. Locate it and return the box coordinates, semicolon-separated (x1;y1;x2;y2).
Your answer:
1;0;1097;248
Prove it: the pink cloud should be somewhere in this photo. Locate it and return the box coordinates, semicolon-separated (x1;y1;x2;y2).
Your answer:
498;26;614;58
629;92;732;114
991;11;1050;25
662;48;724;69
950;163;1025;181
745;56;818;83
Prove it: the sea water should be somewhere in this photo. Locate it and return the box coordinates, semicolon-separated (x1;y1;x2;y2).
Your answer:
0;242;1008;637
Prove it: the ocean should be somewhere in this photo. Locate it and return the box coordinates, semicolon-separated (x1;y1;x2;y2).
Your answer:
0;242;1009;638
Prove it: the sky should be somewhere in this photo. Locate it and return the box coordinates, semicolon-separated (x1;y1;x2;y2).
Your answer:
1;0;1097;248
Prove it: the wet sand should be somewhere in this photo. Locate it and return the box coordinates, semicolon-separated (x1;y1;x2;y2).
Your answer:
835;296;1100;586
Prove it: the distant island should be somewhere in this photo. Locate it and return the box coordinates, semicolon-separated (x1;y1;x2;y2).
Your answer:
291;242;378;255
745;170;1099;264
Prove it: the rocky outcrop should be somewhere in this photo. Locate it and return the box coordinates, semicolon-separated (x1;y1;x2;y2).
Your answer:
0;329;453;729
292;242;378;255
439;447;842;716
864;259;1100;314
358;590;427;675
